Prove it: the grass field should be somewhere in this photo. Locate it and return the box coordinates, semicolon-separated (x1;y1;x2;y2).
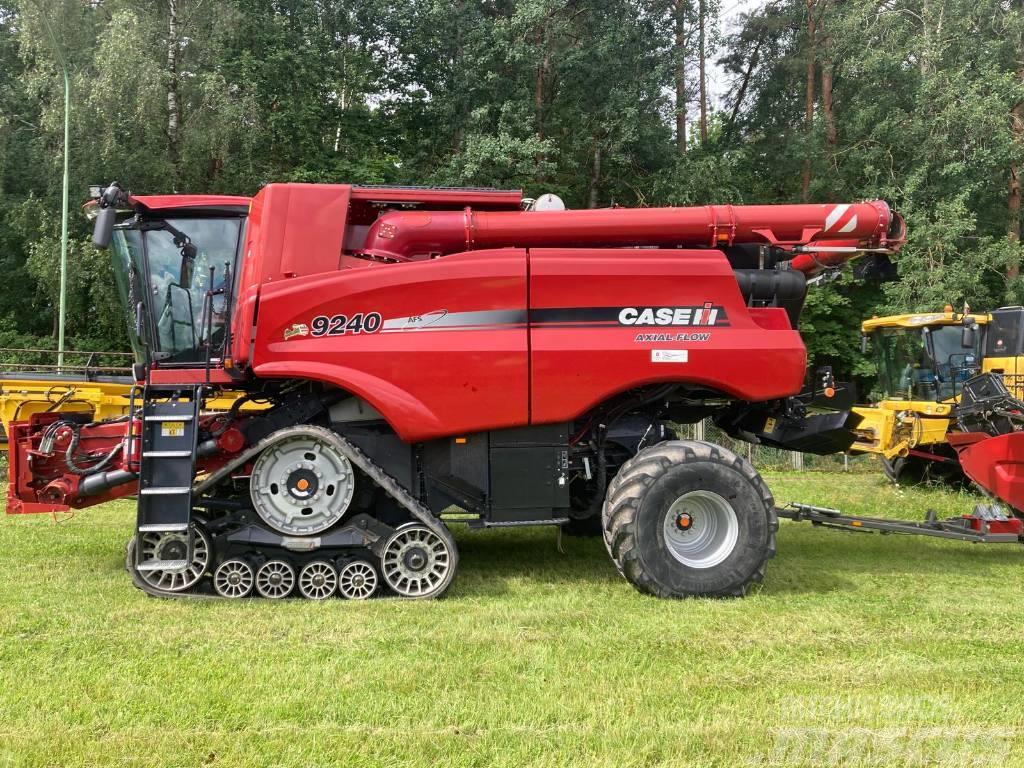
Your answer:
2;471;1024;767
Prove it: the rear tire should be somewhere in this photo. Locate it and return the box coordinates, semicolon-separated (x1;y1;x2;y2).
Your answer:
881;455;926;485
602;440;777;598
881;454;965;487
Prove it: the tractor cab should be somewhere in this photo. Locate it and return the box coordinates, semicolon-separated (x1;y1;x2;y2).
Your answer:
848;309;987;465
87;186;250;370
865;312;985;404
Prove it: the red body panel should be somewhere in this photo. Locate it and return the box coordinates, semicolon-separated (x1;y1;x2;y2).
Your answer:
528;250;805;423
252;249;530;442
951;432;1024;514
130;194;250;211
250;246;807;441
232;185;356;367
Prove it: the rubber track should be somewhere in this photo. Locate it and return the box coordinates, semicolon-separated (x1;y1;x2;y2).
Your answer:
128;424;458;600
600;439;778;598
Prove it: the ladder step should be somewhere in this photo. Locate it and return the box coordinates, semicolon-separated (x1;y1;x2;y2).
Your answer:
136;385;201;553
139;486;191;496
136;559;188;573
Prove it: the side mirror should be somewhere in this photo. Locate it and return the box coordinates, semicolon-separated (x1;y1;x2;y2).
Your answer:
92;205;117;249
860;334;869;355
962;323;977;349
178;242;197;286
91;183;125;249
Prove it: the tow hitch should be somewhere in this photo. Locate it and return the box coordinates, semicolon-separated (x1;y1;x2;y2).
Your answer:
777;502;1024;544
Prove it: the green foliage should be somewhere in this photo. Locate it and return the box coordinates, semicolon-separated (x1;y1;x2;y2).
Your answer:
0;0;1022;387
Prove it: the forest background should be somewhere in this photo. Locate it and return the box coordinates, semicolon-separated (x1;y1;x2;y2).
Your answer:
2;0;1022;387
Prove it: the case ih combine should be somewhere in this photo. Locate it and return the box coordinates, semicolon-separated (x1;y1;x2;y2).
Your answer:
5;183;926;600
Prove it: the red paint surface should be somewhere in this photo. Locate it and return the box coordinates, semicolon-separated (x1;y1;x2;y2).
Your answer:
252;249;530;441
360;200;903;266
130;194;250;211
250;246;805;441
8;184;911;513
954;432;1024;514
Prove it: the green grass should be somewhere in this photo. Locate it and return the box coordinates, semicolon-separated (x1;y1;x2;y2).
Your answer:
2;471;1024;767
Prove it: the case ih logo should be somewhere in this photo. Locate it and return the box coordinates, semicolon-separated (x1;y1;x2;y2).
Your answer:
284;323;310;340
618;303;728;327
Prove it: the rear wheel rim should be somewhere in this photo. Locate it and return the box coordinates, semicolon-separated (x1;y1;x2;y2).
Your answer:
662;490;739;569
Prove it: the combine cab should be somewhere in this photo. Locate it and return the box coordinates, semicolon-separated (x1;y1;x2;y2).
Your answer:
7;183;909;600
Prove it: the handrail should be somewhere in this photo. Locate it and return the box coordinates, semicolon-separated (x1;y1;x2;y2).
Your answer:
0;347;133;357
0;347;134;380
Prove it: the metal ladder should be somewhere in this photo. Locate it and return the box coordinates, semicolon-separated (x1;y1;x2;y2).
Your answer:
134;384;202;572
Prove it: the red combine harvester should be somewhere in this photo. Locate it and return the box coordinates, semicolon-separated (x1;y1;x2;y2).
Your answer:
7;183;924;600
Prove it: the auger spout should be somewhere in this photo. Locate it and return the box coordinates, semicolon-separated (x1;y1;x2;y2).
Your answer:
359;199;906;270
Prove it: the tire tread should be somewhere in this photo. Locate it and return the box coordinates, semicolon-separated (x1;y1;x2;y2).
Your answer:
601;439;777;598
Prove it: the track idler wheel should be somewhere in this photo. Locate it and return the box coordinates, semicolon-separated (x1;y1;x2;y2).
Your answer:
255;560;296;599
128;525;212;593
380;524;456;599
214;558;256;598
337;560;378;600
298;560;338;600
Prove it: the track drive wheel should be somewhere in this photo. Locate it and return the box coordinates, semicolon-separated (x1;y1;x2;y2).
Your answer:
602;440;777;598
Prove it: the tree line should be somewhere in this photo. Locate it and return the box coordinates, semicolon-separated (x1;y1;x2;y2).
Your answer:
1;0;1022;387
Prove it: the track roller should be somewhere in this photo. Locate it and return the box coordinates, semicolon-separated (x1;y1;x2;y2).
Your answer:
214;558;256;598
298;560;338;600
337;559;378;600
255;560;296;599
380;524;456;599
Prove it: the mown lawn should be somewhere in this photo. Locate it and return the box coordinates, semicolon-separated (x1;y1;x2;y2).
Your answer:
2;470;1024;767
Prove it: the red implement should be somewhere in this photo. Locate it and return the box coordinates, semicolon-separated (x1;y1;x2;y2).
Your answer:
949;431;1024;514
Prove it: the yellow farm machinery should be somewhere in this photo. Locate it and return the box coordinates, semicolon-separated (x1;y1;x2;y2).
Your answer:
850;306;1024;484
